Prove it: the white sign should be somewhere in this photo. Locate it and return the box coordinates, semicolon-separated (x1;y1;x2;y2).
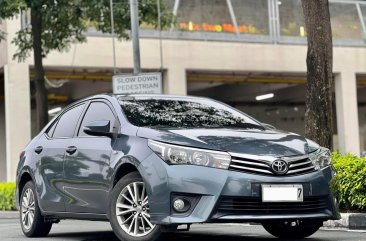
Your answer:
113;72;162;94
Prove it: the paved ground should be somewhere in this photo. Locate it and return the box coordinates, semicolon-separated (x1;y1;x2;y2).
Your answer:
1;218;365;241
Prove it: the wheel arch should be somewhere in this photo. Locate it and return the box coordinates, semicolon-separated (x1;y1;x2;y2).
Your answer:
112;162;140;188
17;171;34;207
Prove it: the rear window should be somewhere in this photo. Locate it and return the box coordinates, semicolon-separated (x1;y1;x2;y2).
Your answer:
53;104;85;138
120;98;263;129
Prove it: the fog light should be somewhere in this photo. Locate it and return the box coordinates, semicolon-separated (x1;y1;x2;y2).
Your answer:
173;199;185;212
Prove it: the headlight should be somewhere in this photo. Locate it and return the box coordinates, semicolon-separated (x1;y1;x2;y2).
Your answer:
148;140;231;170
309;147;332;170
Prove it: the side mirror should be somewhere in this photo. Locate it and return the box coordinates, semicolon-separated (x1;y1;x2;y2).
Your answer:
83;120;113;137
262;123;276;130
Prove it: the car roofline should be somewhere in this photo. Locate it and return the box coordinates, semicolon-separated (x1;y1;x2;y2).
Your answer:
112;93;216;102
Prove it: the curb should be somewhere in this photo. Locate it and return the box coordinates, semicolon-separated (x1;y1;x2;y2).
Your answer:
324;213;366;230
0;211;19;219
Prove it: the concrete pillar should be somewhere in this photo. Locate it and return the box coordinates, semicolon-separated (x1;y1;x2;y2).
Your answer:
4;64;31;181
0;99;6;182
164;67;187;95
335;71;360;156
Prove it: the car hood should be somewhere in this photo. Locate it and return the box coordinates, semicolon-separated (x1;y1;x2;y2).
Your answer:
137;127;319;157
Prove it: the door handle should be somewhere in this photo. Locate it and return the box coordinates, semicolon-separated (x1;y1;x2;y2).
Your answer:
66;146;77;155
34;146;43;154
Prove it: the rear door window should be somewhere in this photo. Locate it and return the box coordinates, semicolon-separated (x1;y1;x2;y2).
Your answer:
52;104;86;138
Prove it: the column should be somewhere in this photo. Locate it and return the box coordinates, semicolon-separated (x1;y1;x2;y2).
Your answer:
164;67;187;95
335;71;360;156
4;64;31;181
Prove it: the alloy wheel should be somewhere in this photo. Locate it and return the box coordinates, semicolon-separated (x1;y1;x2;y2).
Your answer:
115;182;156;237
21;188;35;230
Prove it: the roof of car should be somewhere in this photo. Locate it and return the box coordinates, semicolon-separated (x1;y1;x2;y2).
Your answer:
84;93;211;101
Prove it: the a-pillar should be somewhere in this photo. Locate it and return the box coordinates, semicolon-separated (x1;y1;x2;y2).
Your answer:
335;71;360;156
164;67;187;95
4;63;31;181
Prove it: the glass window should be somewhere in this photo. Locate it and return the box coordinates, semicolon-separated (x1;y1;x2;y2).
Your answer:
53;104;85;138
278;0;306;37
78;102;116;137
330;3;363;40
231;0;270;35
360;4;366;37
175;0;235;34
140;0;176;30
120;97;263;129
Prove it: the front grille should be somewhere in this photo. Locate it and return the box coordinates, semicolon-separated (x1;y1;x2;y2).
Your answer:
215;196;329;216
229;154;316;176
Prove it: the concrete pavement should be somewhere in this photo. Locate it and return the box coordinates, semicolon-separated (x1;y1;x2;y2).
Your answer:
0;218;365;241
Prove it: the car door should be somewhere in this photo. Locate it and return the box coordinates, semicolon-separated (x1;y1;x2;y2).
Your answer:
36;103;86;212
63;100;119;214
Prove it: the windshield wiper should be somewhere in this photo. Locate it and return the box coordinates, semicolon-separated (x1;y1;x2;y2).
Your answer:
221;123;265;130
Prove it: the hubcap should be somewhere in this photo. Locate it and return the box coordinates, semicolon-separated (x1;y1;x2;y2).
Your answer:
21;188;35;230
116;182;156;237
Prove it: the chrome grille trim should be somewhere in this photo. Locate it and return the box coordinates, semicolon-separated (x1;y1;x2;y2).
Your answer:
230;164;273;174
287;165;315;174
289;160;312;168
228;153;316;176
229;152;277;162
231;159;269;168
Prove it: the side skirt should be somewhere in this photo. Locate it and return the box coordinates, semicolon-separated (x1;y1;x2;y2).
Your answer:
42;211;109;221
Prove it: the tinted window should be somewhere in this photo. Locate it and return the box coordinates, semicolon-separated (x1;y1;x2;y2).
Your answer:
120;98;263;129
53;104;85;138
78;102;116;137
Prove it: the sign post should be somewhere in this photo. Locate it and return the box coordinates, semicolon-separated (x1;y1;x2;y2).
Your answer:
113;72;162;94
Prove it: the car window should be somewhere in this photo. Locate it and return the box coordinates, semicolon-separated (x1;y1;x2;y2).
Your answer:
120;98;264;129
52;104;86;138
78;102;116;137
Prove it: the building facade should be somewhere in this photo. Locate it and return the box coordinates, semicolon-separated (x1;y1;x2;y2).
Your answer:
0;0;365;181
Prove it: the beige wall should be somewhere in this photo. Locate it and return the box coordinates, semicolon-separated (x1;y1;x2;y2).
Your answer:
0;20;8;67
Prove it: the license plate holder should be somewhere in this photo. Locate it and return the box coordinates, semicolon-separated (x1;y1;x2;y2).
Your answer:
261;184;303;202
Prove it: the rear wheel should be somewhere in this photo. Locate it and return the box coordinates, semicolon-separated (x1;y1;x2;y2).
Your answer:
262;220;322;239
20;181;52;237
109;172;161;241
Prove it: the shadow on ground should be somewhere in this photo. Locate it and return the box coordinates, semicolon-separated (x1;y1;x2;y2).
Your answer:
47;230;320;241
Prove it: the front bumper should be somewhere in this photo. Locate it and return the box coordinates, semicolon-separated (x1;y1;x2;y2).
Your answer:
139;154;339;225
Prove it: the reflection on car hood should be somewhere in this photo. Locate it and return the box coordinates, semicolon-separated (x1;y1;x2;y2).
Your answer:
137;127;319;157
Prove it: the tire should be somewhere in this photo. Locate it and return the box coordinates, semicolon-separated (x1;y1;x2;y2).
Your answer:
109;172;162;241
262;220;322;239
20;181;52;237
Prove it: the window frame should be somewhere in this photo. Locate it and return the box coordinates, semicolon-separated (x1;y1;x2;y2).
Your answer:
76;99;120;138
44;102;88;140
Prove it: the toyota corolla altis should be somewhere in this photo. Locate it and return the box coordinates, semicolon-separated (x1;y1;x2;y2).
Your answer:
16;94;339;241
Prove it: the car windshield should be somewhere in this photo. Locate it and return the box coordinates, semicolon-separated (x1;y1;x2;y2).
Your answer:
120;97;263;129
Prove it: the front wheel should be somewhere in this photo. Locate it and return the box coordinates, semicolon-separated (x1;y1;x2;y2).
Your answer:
109;172;162;241
262;220;322;239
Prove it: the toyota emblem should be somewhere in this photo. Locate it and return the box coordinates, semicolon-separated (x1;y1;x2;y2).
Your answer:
271;159;289;175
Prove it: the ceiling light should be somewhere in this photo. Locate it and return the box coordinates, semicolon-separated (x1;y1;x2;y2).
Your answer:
48;107;62;115
256;93;274;101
